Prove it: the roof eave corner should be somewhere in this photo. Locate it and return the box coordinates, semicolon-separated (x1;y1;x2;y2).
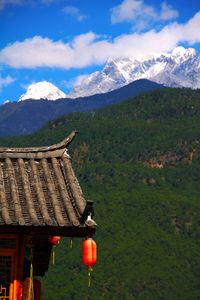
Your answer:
80;200;97;228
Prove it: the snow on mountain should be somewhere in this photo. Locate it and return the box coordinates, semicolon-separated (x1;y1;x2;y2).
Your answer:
19;81;67;101
68;47;200;98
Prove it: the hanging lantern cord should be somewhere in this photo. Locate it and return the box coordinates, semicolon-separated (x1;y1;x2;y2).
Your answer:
30;248;34;300
48;237;60;265
52;245;56;265
88;266;93;288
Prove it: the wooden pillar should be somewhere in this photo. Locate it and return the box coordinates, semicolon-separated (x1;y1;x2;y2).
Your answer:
22;278;32;300
17;235;26;282
22;278;41;300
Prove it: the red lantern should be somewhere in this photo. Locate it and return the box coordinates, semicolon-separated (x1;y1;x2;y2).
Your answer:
48;236;60;245
48;236;61;264
82;238;97;267
82;238;97;287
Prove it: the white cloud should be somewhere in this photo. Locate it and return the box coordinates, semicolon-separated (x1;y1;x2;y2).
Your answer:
62;5;86;22
74;74;90;86
0;0;25;11
61;74;89;90
0;36;74;68
0;75;16;89
111;0;143;23
160;2;179;20
21;80;36;90
181;11;200;45
0;12;200;70
0;0;64;11
111;0;179;30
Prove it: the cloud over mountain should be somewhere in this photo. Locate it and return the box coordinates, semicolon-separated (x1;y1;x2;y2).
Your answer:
0;12;200;71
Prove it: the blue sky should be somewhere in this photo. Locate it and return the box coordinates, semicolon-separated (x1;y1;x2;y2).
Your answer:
0;0;200;104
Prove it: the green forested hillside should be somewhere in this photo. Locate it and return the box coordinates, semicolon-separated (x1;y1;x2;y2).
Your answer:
1;88;200;299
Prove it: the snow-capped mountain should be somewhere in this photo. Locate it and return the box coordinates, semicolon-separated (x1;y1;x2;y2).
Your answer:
19;81;67;101
68;47;200;98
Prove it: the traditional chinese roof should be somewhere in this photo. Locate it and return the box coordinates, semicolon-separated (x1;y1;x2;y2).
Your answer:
0;131;96;237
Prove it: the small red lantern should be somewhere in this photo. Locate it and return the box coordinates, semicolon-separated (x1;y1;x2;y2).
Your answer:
82;238;97;287
48;236;61;264
48;236;60;245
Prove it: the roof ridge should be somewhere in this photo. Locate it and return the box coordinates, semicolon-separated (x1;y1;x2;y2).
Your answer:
0;131;78;154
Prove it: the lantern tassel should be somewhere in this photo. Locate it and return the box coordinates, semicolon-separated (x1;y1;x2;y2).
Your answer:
53;247;55;265
87;266;93;288
88;271;91;288
30;263;34;300
30;247;34;300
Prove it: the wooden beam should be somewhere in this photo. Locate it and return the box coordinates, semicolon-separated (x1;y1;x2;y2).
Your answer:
0;225;95;237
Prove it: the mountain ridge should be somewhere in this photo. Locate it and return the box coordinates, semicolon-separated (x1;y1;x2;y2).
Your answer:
16;47;199;102
0;79;164;136
68;46;200;98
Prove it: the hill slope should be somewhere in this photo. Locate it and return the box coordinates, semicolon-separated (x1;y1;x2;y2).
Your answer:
0;79;163;136
1;87;200;300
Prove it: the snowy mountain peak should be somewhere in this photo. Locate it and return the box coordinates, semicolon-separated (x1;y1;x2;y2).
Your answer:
68;46;200;98
172;46;197;56
106;57;117;64
19;81;67;101
172;46;187;55
171;47;198;63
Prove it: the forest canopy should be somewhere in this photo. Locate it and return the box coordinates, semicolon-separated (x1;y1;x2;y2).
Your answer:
1;87;200;299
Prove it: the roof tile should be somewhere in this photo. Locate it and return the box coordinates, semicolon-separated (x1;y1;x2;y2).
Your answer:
0;132;96;235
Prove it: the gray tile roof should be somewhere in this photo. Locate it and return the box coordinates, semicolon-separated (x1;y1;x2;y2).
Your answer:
0;131;96;236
